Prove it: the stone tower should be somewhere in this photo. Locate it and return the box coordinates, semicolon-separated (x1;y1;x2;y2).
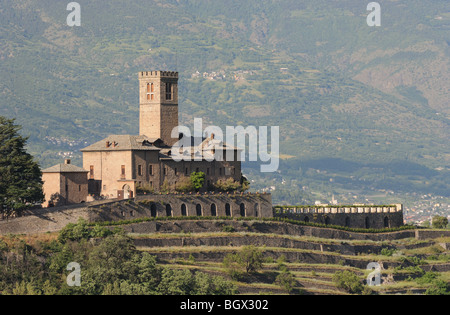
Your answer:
139;71;179;146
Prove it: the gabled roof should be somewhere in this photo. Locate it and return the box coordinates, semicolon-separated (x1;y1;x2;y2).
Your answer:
43;163;88;174
81;135;165;152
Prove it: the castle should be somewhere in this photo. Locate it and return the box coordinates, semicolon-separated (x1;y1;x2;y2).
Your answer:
40;70;404;229
42;71;242;207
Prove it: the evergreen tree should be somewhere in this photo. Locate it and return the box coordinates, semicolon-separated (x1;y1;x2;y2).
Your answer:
0;116;44;217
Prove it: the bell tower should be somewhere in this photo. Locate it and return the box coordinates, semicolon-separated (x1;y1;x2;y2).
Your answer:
139;71;179;146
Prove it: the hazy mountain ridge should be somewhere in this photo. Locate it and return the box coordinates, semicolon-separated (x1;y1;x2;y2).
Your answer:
0;0;448;202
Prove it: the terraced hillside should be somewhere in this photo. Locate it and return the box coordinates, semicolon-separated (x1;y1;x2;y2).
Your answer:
113;219;450;295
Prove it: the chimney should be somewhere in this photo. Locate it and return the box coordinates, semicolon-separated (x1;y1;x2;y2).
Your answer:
106;141;111;148
65;159;71;165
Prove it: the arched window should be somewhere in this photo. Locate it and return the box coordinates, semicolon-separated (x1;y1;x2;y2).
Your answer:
181;204;187;217
324;216;331;226
166;204;172;217
254;203;260;217
384;217;390;228
225;203;231;217
211;204;217;217
150;204;157;218
345;217;351;227
240;203;246;217
304;216;309;223
365;217;370;229
196;204;202;216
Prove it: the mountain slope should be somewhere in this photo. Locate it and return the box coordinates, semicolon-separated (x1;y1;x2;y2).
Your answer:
0;0;448;203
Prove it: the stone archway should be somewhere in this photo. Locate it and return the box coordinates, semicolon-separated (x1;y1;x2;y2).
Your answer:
123;185;131;199
240;203;246;217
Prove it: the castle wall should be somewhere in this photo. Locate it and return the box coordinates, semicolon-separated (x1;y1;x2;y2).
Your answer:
274;205;405;229
90;193;273;222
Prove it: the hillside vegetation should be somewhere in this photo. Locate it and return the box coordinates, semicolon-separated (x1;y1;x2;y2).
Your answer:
1;218;449;295
0;0;449;204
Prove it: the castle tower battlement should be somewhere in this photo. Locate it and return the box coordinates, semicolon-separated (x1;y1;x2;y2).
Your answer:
139;71;179;78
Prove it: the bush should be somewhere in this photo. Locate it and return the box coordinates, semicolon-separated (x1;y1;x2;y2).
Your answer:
58;218;115;243
191;172;206;192
223;246;264;280
432;216;449;229
425;280;450;296
275;271;297;293
222;225;236;233
332;270;364;294
380;248;396;257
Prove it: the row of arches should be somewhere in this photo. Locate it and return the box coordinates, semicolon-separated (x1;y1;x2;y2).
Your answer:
148;203;260;218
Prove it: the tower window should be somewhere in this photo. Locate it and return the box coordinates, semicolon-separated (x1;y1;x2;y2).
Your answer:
166;83;172;100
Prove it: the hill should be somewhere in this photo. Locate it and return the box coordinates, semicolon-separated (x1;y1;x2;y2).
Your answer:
0;0;449;205
1;218;449;295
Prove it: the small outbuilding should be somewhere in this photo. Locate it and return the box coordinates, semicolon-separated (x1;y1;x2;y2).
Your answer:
42;159;89;208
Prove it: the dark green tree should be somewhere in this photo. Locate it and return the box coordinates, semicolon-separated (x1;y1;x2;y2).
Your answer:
0;117;44;217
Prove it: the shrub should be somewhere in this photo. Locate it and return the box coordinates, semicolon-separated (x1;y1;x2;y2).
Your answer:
222;225;236;233
332;270;364;294
425;280;450;296
432;216;449;229
190;172;206;192
223;246;264;280
275;271;297;294
380;248;396;257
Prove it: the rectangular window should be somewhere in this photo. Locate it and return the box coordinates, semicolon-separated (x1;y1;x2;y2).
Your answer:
79;185;81;192
121;165;126;179
166;83;172;100
138;165;143;176
185;168;189;176
163;167;167;176
90;166;94;179
149;165;154;176
174;168;178;176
